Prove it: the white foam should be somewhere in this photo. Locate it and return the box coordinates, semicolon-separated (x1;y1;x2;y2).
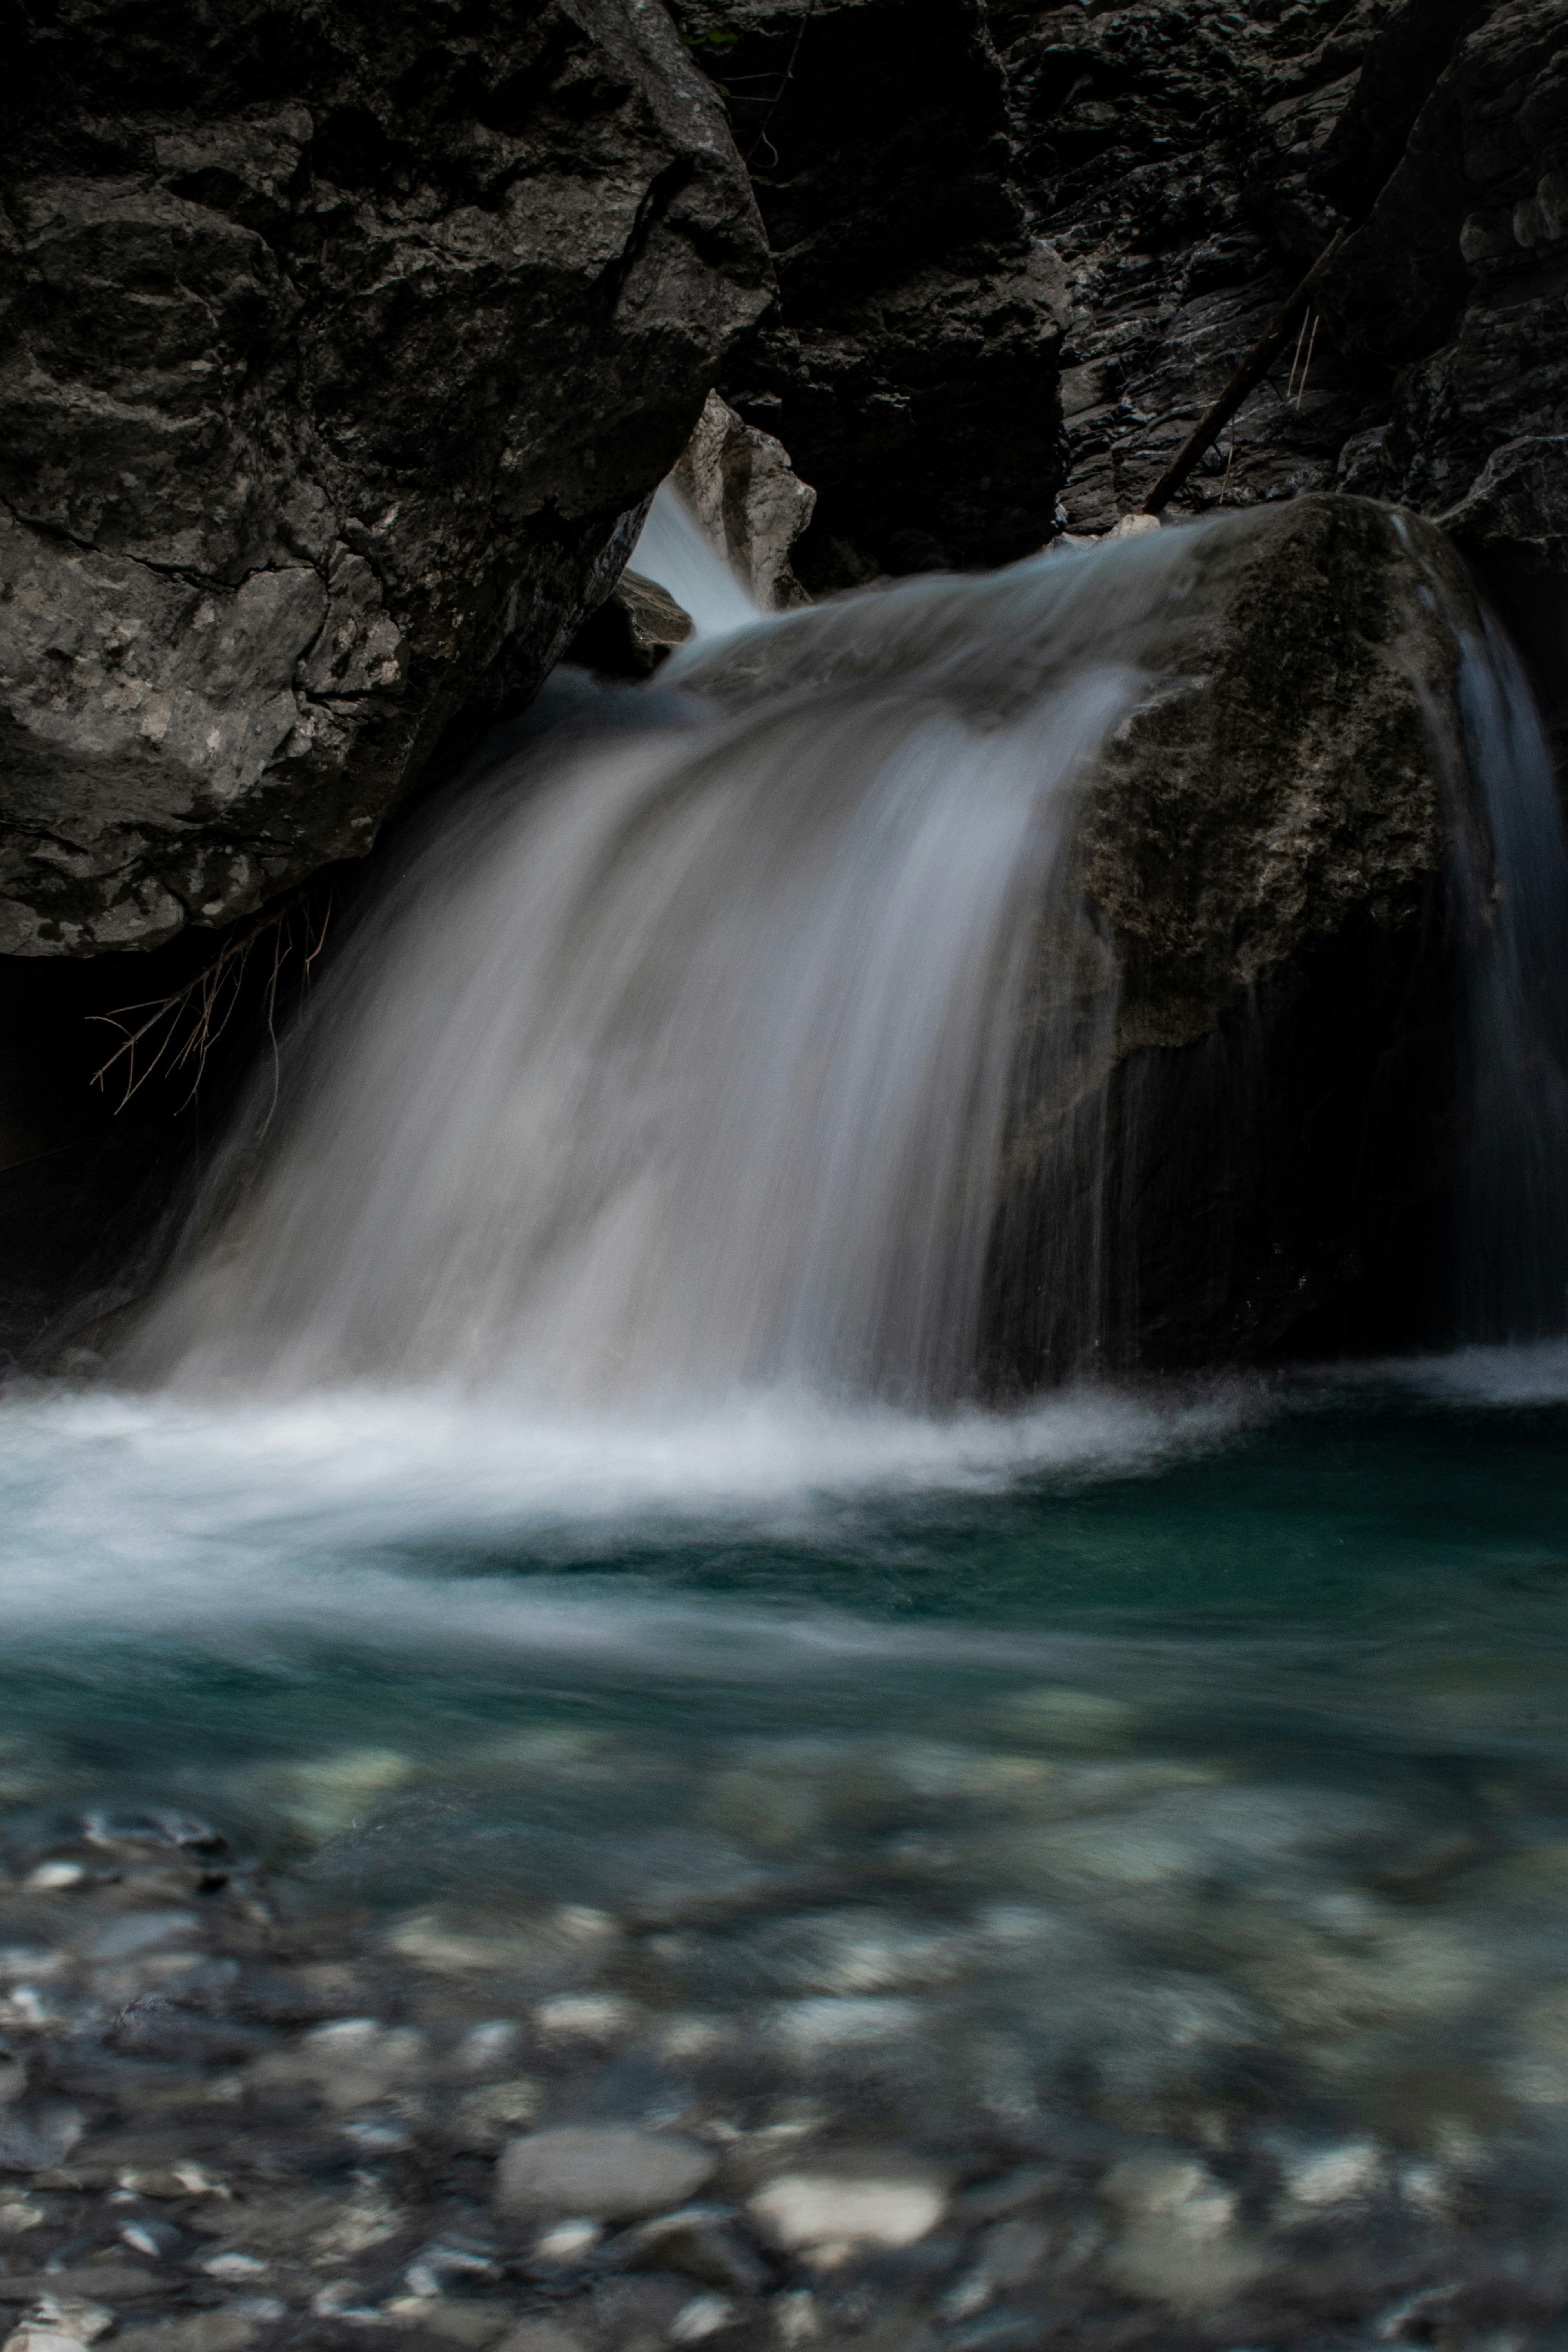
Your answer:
0;1380;1255;1662
1359;1338;1568;1406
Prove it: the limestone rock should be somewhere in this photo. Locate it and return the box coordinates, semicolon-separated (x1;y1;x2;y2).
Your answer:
0;0;770;955
1071;497;1467;1059
747;2151;950;2267
494;2126;717;2222
671;391;815;609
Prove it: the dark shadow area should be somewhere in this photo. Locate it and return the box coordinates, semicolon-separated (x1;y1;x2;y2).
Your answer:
0;670;679;1372
981;889;1470;1387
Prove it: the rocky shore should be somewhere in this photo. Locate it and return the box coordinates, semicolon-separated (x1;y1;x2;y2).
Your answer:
1;1680;1567;2352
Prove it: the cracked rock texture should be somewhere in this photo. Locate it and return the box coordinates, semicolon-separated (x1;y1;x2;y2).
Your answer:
676;0;1566;658
0;0;770;955
671;390;815;609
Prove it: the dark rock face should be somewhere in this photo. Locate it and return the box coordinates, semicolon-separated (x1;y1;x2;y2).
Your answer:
1074;499;1466;1062
672;0;1072;583
989;496;1479;1379
1329;2;1568;531
4;0;1560;966
994;0;1383;532
994;0;1568;639
670;0;1564;634
0;0;770;955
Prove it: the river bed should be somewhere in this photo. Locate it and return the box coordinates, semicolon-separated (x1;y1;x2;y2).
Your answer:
0;1356;1564;2351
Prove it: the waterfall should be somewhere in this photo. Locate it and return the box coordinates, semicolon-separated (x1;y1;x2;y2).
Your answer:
131;503;1568;1403
137;525;1212;1405
1453;616;1568;1340
629;482;758;639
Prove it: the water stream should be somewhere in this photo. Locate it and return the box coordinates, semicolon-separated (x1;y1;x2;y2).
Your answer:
2;505;1567;2337
135;524;1212;1401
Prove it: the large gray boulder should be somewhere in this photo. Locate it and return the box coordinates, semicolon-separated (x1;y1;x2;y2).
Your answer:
1070;498;1466;1060
1000;497;1483;1374
0;0;771;955
680;496;1487;1372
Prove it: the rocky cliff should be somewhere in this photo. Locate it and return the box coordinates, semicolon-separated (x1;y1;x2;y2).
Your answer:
0;0;770;957
676;0;1566;666
5;0;1561;951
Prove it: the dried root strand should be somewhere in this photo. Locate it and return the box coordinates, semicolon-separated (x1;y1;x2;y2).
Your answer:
88;892;333;1115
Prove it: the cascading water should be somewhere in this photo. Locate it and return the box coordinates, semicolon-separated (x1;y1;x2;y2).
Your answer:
626;480;758;637
13;507;1568;2341
137;524;1218;1404
1452;615;1568;1339
134;499;1568;1402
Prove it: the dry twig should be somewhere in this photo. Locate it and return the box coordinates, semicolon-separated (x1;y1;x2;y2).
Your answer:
1284;307;1311;405
1293;309;1321;408
89;891;333;1119
1140;227;1347;515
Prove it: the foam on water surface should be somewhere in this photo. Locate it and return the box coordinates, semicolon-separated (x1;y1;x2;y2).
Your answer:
0;1376;1255;1654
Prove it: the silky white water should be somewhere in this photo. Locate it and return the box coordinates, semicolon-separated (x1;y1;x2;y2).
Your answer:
628;480;758;638
1455;616;1568;1337
139;524;1217;1404
129;506;1568;1401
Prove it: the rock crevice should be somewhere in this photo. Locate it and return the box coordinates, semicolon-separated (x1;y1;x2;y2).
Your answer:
0;0;772;954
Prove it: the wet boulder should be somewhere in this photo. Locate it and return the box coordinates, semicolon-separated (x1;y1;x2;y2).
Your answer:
569;573;696;678
679;494;1497;1373
1069;497;1468;1062
993;495;1486;1375
672;391;816;611
495;2126;717;2223
0;0;771;956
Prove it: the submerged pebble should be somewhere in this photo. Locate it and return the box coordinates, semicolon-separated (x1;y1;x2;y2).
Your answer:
0;1693;1546;2352
495;2127;717;2221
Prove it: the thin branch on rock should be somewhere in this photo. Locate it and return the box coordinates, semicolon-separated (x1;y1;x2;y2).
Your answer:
1140;229;1347;515
88;890;334;1116
745;0;818;167
1284;307;1311;405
